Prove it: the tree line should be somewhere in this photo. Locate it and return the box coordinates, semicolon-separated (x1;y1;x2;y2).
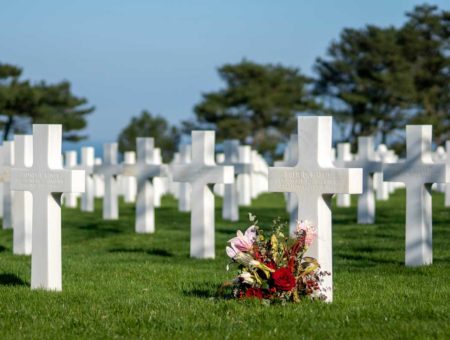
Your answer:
1;4;448;160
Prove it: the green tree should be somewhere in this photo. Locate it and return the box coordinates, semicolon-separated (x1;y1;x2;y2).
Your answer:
0;62;94;141
399;4;450;146
0;64;94;141
186;60;318;159
118;110;180;162
314;25;416;147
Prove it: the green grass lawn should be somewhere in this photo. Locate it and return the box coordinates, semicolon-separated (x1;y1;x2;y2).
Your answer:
0;190;448;339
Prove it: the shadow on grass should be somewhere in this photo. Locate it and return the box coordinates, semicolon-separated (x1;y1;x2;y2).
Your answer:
109;247;173;257
183;288;217;299
0;273;28;286
78;223;123;236
216;227;238;236
337;253;403;266
0;245;8;252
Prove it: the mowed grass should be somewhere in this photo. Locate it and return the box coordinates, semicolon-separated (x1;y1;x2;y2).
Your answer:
0;189;449;339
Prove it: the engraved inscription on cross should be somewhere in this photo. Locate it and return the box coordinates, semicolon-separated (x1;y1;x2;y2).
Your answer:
173;131;234;259
122;138;165;233
383;125;448;267
94;143;122;220
268;116;362;302
11;125;85;291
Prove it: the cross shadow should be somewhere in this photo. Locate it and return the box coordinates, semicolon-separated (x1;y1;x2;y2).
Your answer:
216;227;238;235
109;247;173;257
78;223;123;236
336;253;403;266
0;273;28;286
183;285;217;299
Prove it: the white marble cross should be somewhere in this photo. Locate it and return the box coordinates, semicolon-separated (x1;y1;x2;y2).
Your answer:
345;137;381;224
173;131;233;259
0;141;14;229
213;153;225;197
268;116;362;302
383;125;448;266
94;143;121;220
335;143;353;207
123;151;137;203
12;135;33;255
122;138;165;233
64;151;78;208
11;124;85;290
152;148;166;207
222;140;240;222
178;144;191;212
274;134;299;231
375;144;391;201
93;157;105;198
237;145;252;206
75;147;95;212
445;141;450;207
432;146;446;192
251;150;268;198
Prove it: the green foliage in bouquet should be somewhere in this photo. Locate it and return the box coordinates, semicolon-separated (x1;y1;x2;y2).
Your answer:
221;214;329;304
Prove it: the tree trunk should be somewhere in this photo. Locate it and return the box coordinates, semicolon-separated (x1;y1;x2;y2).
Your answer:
3;115;14;141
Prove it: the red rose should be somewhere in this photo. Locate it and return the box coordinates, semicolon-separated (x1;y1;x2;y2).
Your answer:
266;261;277;270
272;267;296;291
245;287;264;299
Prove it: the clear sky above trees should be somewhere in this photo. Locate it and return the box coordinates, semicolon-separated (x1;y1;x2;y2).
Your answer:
1;0;446;144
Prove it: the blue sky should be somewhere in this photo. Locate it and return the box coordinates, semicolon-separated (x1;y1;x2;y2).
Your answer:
1;0;447;147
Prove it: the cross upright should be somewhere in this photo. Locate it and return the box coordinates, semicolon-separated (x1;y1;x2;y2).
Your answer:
335;143;353;207
375;144;390;201
445;140;450;207
11;125;85;291
173;131;234;259
268;116;362;302
64;151;78;208
94;143;122;220
75;147;95;212
122;138;165;233
178;144;191;212
12;135;33;255
345;137;382;224
123;151;137;203
222;140;252;221
383;125;448;266
0;141;14;229
274;134;299;232
222;140;240;221
237;145;252;206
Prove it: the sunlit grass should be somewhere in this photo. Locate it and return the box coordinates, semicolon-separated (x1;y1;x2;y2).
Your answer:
0;190;448;338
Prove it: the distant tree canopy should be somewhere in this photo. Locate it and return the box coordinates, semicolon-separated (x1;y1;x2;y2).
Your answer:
0;62;94;141
118;110;180;162
186;60;318;159
314;4;450;150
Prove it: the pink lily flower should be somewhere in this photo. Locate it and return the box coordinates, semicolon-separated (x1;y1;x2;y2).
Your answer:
228;226;257;252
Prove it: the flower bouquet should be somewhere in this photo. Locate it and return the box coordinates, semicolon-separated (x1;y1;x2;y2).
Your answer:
221;214;328;303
